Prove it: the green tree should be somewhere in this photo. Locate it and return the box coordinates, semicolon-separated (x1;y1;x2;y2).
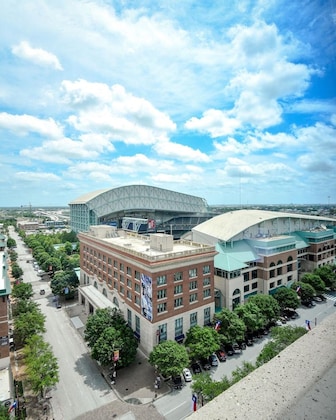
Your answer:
23;335;59;397
12;300;39;317
301;273;326;294
11;262;23;279
191;373;231;402
149;340;189;378
215;308;246;344
64;241;73;255
84;308;138;367
7;237;16;248
185;325;221;360
273;287;300;310
291;281;315;302
234;302;265;333
11;282;34;300
0;404;10;419
248;294;280;323
50;270;79;296
257;325;306;367
313;265;336;290
14;310;46;345
230;361;256;384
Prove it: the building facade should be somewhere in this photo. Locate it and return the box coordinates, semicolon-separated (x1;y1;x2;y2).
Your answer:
0;234;11;360
191;209;336;310
77;226;217;356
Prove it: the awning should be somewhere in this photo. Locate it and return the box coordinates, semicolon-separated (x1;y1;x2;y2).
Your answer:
175;334;185;342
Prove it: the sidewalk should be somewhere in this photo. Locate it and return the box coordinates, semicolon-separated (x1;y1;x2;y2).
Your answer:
65;302;170;419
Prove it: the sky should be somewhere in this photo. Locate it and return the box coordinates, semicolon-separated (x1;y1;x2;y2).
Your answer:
0;0;336;208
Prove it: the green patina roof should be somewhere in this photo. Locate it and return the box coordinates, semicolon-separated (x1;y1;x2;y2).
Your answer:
215;240;259;271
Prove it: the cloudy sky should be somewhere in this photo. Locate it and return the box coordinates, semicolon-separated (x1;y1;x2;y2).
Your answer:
1;0;335;207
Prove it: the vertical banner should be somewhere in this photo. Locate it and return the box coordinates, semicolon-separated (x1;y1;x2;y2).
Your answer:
141;274;153;321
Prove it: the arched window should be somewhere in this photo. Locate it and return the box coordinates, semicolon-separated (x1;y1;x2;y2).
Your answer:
102;288;107;297
113;296;119;307
287;256;293;262
270;262;275;267
277;260;282;265
232;288;240;296
94;281;98;289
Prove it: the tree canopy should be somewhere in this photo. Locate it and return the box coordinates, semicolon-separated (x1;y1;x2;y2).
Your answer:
234;302;265;333
191;373;231;402
23;335;59;397
14;309;46;345
214;308;246;344
149;340;189;378
313;265;336;290
273;287;300;310
11;282;34;300
185;325;221;360
248;294;280;323
84;308;138;367
300;273;326;294
290;281;315;301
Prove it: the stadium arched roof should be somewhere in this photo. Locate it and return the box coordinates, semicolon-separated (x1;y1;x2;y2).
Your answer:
192;209;336;243
69;184;209;217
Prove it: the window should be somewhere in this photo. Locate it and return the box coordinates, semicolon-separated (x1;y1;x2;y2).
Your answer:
174;272;183;282
127;309;132;327
113;260;117;268
157;303;167;313
175;318;183;336
127;266;132;276
252;270;258;279
174;297;183;308
190;312;197;327
203;289;211;298
135;315;140;334
189;293;198;303
277;279;282;286
120;274;124;284
113;271;118;279
135;295;140;306
270;282;275;289
203;277;210;286
127;279;132;288
233;288;240;296
204;307;211;325
158;323;167;342
108;257;112;265
113;281;118;290
174;284;183;294
157;289;167;299
120;263;124;272
270;270;275;278
120;285;124;295
135;270;141;280
277;267;282;276
127;290;132;300
203;265;210;274
189;268;197;278
252;282;258;290
287;264;293;272
134;283;140;293
244;285;249;292
157;275;167;286
189;280;198;290
243;272;249;282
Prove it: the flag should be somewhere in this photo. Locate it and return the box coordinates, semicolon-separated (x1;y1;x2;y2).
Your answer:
192;394;197;412
214;320;221;331
305;320;311;330
8;400;17;413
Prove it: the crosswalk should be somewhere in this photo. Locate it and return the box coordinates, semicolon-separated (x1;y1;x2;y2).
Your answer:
324;293;336;302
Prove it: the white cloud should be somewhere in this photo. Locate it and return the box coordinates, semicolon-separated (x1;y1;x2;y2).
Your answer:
0;113;63;138
62;80;176;145
185;110;241;137
15;171;61;182
153;140;211;162
12;41;63;70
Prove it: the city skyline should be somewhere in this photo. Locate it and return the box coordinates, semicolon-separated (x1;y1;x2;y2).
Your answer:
1;1;335;207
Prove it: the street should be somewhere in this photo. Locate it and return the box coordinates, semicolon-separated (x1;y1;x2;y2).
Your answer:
9;228;117;419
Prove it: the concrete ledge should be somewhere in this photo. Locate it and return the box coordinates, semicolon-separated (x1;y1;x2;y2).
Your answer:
189;312;336;420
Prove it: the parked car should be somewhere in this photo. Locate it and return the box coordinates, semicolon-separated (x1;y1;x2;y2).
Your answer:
183;368;192;382
209;353;219;367
312;296;322;302
191;362;202;374
56;301;62;309
216;349;227;362
239;342;247;350
224;344;234;356
200;358;211;370
172;375;183;389
302;300;313;308
232;343;242;353
318;295;327;302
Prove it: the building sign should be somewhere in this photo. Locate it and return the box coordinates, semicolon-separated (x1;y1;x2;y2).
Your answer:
141;273;153;321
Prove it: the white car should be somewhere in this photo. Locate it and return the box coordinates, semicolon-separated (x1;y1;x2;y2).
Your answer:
183;368;192;382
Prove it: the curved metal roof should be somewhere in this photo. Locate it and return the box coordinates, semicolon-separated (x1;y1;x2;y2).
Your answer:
69;184;209;217
193;209;336;242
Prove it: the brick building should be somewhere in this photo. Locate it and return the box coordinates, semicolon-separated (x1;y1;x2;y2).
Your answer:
0;234;11;360
77;226;217;356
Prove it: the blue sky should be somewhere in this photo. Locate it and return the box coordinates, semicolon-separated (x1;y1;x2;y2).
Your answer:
0;0;335;207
